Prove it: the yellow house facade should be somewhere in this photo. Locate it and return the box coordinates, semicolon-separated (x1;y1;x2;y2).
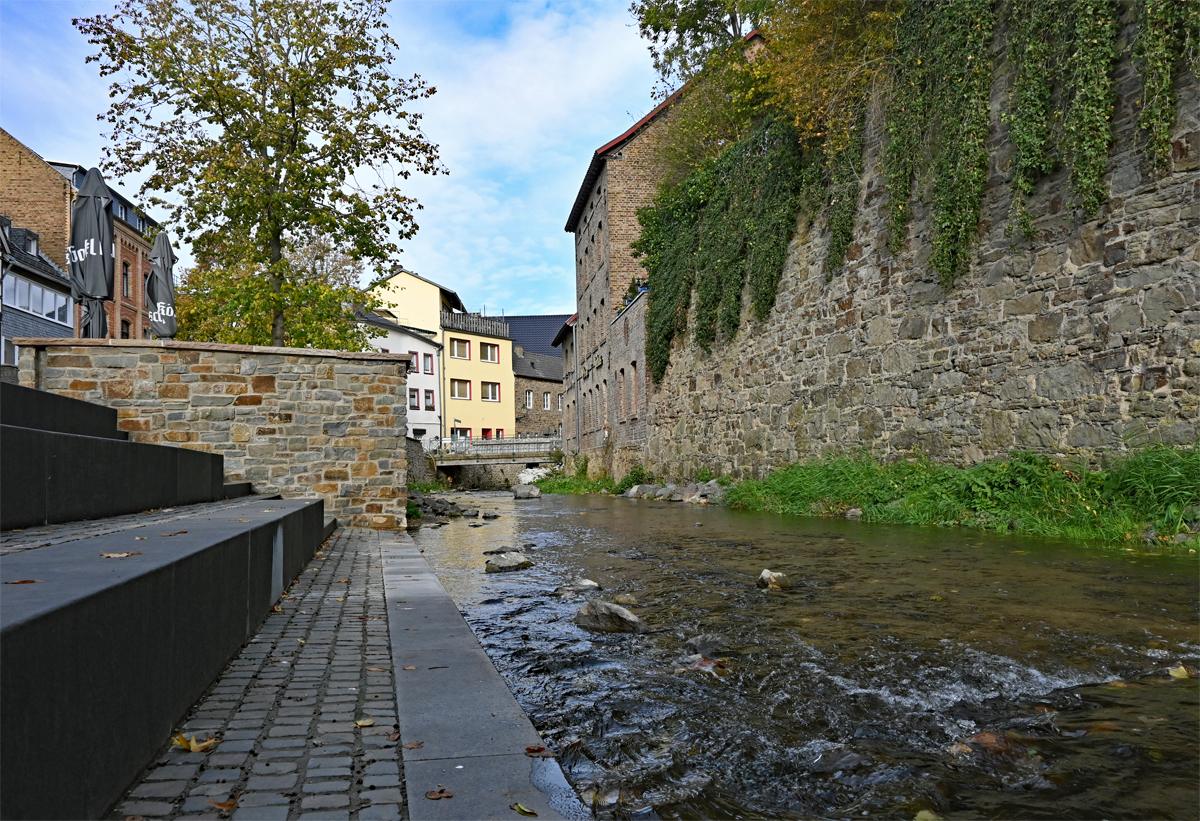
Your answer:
372;269;515;441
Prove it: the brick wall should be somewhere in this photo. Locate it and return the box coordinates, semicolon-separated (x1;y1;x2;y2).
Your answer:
16;338;411;528
0;129;72;269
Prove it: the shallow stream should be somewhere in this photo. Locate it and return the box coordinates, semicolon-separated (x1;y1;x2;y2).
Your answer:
413;492;1199;820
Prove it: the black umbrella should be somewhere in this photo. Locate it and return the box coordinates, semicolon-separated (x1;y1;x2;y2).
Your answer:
147;231;178;338
67;168;115;338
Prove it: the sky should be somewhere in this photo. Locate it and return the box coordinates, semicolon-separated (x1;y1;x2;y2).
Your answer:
0;0;660;316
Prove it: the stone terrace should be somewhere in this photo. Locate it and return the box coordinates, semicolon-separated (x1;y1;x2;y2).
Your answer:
15;339;410;528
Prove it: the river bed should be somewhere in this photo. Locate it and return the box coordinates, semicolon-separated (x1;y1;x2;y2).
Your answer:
412;492;1199;820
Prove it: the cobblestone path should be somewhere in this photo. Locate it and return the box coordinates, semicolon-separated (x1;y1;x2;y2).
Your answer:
109;528;406;821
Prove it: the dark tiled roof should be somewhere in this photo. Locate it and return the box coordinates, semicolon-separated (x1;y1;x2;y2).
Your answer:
0;307;72;341
504;314;572;356
356;311;442;347
1;223;71;289
513;350;564;382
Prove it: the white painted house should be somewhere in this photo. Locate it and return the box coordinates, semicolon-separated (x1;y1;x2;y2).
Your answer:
361;312;442;450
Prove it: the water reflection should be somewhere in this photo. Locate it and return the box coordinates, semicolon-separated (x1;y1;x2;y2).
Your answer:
415;492;1199;819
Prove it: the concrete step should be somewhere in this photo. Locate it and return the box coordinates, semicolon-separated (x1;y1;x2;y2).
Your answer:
0;381;127;441
0;497;324;820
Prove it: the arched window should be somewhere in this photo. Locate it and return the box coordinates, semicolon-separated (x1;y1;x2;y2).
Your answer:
120;320;131;339
631;363;638;418
121;262;130;297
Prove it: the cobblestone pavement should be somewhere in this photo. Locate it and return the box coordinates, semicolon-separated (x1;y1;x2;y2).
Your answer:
0;497;272;556
109;527;406;821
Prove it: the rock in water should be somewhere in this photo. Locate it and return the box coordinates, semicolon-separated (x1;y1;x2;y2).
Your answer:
756;569;790;589
612;593;638;606
684;633;728;657
484;552;534;573
482;511;500;519
844;507;863;520
513;484;542;499
571;577;601;591
573;600;648;633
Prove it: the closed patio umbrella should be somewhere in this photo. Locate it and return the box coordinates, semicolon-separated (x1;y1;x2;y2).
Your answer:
67;168;115;338
147;231;178;338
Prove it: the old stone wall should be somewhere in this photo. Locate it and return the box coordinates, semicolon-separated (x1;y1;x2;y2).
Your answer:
440;462;523;490
644;43;1199;480
16;338;411;527
515;376;561;436
405;436;436;486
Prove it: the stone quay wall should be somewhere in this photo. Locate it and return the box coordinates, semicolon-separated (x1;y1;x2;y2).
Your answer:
15;339;411;528
644;38;1198;480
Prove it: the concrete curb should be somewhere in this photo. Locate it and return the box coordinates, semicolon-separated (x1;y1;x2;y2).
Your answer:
379;534;588;820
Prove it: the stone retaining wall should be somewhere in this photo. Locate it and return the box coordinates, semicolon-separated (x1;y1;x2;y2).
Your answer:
16;338;410;528
643;33;1199;480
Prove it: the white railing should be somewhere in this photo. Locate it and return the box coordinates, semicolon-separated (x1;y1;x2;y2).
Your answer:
433;435;559;460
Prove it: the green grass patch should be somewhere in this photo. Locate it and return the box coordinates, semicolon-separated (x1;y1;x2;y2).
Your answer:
535;473;616;495
724;446;1200;545
407;479;450;493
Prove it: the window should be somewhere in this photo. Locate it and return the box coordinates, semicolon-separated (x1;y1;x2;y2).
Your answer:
412;428;427;438
122;262;130;297
450;338;470;359
409;389;420;410
482;428;492;440
120;320;131;339
2;338;16;366
450;379;470;400
558;393;563;411
423;353;433;374
543;392;551;410
450;427;471;440
480;342;499;363
424;389;435;411
525;390;533;409
57;293;70;323
16;278;29;309
496;429;504;439
143;328;151;338
408;351;419;373
481;381;500;402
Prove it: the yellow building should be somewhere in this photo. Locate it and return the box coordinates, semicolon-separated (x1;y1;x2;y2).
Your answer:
372;269;515;441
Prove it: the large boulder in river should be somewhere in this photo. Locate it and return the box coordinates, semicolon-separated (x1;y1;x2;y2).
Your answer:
485;552;534;573
756;569;791;589
573;600;649;633
623;484;657;498
512;484;541;499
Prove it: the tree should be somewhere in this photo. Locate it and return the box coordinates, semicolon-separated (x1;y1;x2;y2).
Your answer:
75;0;444;346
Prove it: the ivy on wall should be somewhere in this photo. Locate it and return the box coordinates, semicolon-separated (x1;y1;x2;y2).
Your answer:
1135;0;1200;170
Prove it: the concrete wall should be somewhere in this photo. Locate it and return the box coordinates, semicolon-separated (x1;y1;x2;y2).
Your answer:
643;45;1199;480
16;338;411;527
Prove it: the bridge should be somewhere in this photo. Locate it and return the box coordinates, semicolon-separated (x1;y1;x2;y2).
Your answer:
431;435;560;467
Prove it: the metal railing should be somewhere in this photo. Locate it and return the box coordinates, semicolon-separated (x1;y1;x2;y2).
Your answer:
440;309;510;339
432;435;559;460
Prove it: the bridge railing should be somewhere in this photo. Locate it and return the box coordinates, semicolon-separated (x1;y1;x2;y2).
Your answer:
433;435;559;460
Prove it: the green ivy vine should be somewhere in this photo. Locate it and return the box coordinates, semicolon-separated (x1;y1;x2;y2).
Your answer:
884;0;996;287
1135;0;1200;170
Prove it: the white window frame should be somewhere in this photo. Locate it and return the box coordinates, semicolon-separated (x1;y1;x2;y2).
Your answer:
480;342;499;363
481;381;500;402
450;338;470;360
424;389;435;411
423;353;434;374
450;379;471;400
408;388;420;410
543;392;551;410
525;390;533;409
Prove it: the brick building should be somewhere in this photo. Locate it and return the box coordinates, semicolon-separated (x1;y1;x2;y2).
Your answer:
0;129;159;344
557;94;675;475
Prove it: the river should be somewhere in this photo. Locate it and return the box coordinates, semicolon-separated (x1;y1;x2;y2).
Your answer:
412;491;1199;820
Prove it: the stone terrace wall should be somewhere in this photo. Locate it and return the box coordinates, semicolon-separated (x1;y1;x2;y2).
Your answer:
644;37;1199;480
15;339;410;528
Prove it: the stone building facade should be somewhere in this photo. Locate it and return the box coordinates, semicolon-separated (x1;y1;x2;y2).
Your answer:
560;94;674;475
643;39;1199;479
514;348;564;437
16;338;411;528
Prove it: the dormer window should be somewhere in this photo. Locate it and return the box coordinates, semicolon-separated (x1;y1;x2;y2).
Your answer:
28;236;38;255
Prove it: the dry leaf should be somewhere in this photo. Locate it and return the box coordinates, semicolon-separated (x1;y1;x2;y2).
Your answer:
172;732;219;752
337;598;345;602
403;666;417;670
387;732;401;741
337;579;349;583
368;667;384;671
160;530;187;536
297;638;305;643
207;795;238;812
355;718;375;727
135;536;148;540
403;741;424;749
425;789;453;800
511;802;538;816
272;605;283;613
1168;663;1196;679
238;519;249;522
525;746;557;758
4;579;44;584
101;552;142;558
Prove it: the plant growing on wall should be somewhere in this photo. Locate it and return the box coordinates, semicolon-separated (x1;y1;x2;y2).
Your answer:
1134;0;1200;170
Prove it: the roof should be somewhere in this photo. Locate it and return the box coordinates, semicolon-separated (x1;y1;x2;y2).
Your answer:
513;350;564;382
503;314;572;357
48;161;159;232
0;217;71;289
564;85;687;233
356;311;443;348
376;266;467;313
550;313;577;348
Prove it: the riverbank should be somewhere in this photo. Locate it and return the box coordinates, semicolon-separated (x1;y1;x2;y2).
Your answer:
537;446;1199;546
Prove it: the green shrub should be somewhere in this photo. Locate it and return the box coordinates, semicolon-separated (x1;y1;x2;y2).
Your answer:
615;464;649;495
574;454;589;479
695;468;714;483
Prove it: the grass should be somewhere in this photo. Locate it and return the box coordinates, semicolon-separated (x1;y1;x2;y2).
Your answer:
724;446;1200;545
535;474;616;495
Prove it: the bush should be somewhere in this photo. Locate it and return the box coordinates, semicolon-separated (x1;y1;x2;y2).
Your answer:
615;464;649;495
574;454;589;479
695;467;714;483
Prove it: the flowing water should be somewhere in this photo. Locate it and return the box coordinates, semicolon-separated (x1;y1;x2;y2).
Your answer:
412;492;1199;820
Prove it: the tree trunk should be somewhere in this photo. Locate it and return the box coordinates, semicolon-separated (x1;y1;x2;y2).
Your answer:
269;230;285;347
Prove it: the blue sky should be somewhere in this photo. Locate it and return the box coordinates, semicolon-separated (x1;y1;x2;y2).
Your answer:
0;0;659;315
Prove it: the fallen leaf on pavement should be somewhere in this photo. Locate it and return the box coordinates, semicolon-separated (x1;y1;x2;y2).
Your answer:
272;605;283;612
403;666;417;670
207;795;238;812
355;718;375;727
425;789;453;800
525;746;557;758
4;580;44;584
368;667;385;671
297;639;305;643
511;802;538;816
337;579;349;583
135;536;148;540
429;665;448;669
387;732;401;741
101;552;142;558
403;741;424;749
172;732;219;752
